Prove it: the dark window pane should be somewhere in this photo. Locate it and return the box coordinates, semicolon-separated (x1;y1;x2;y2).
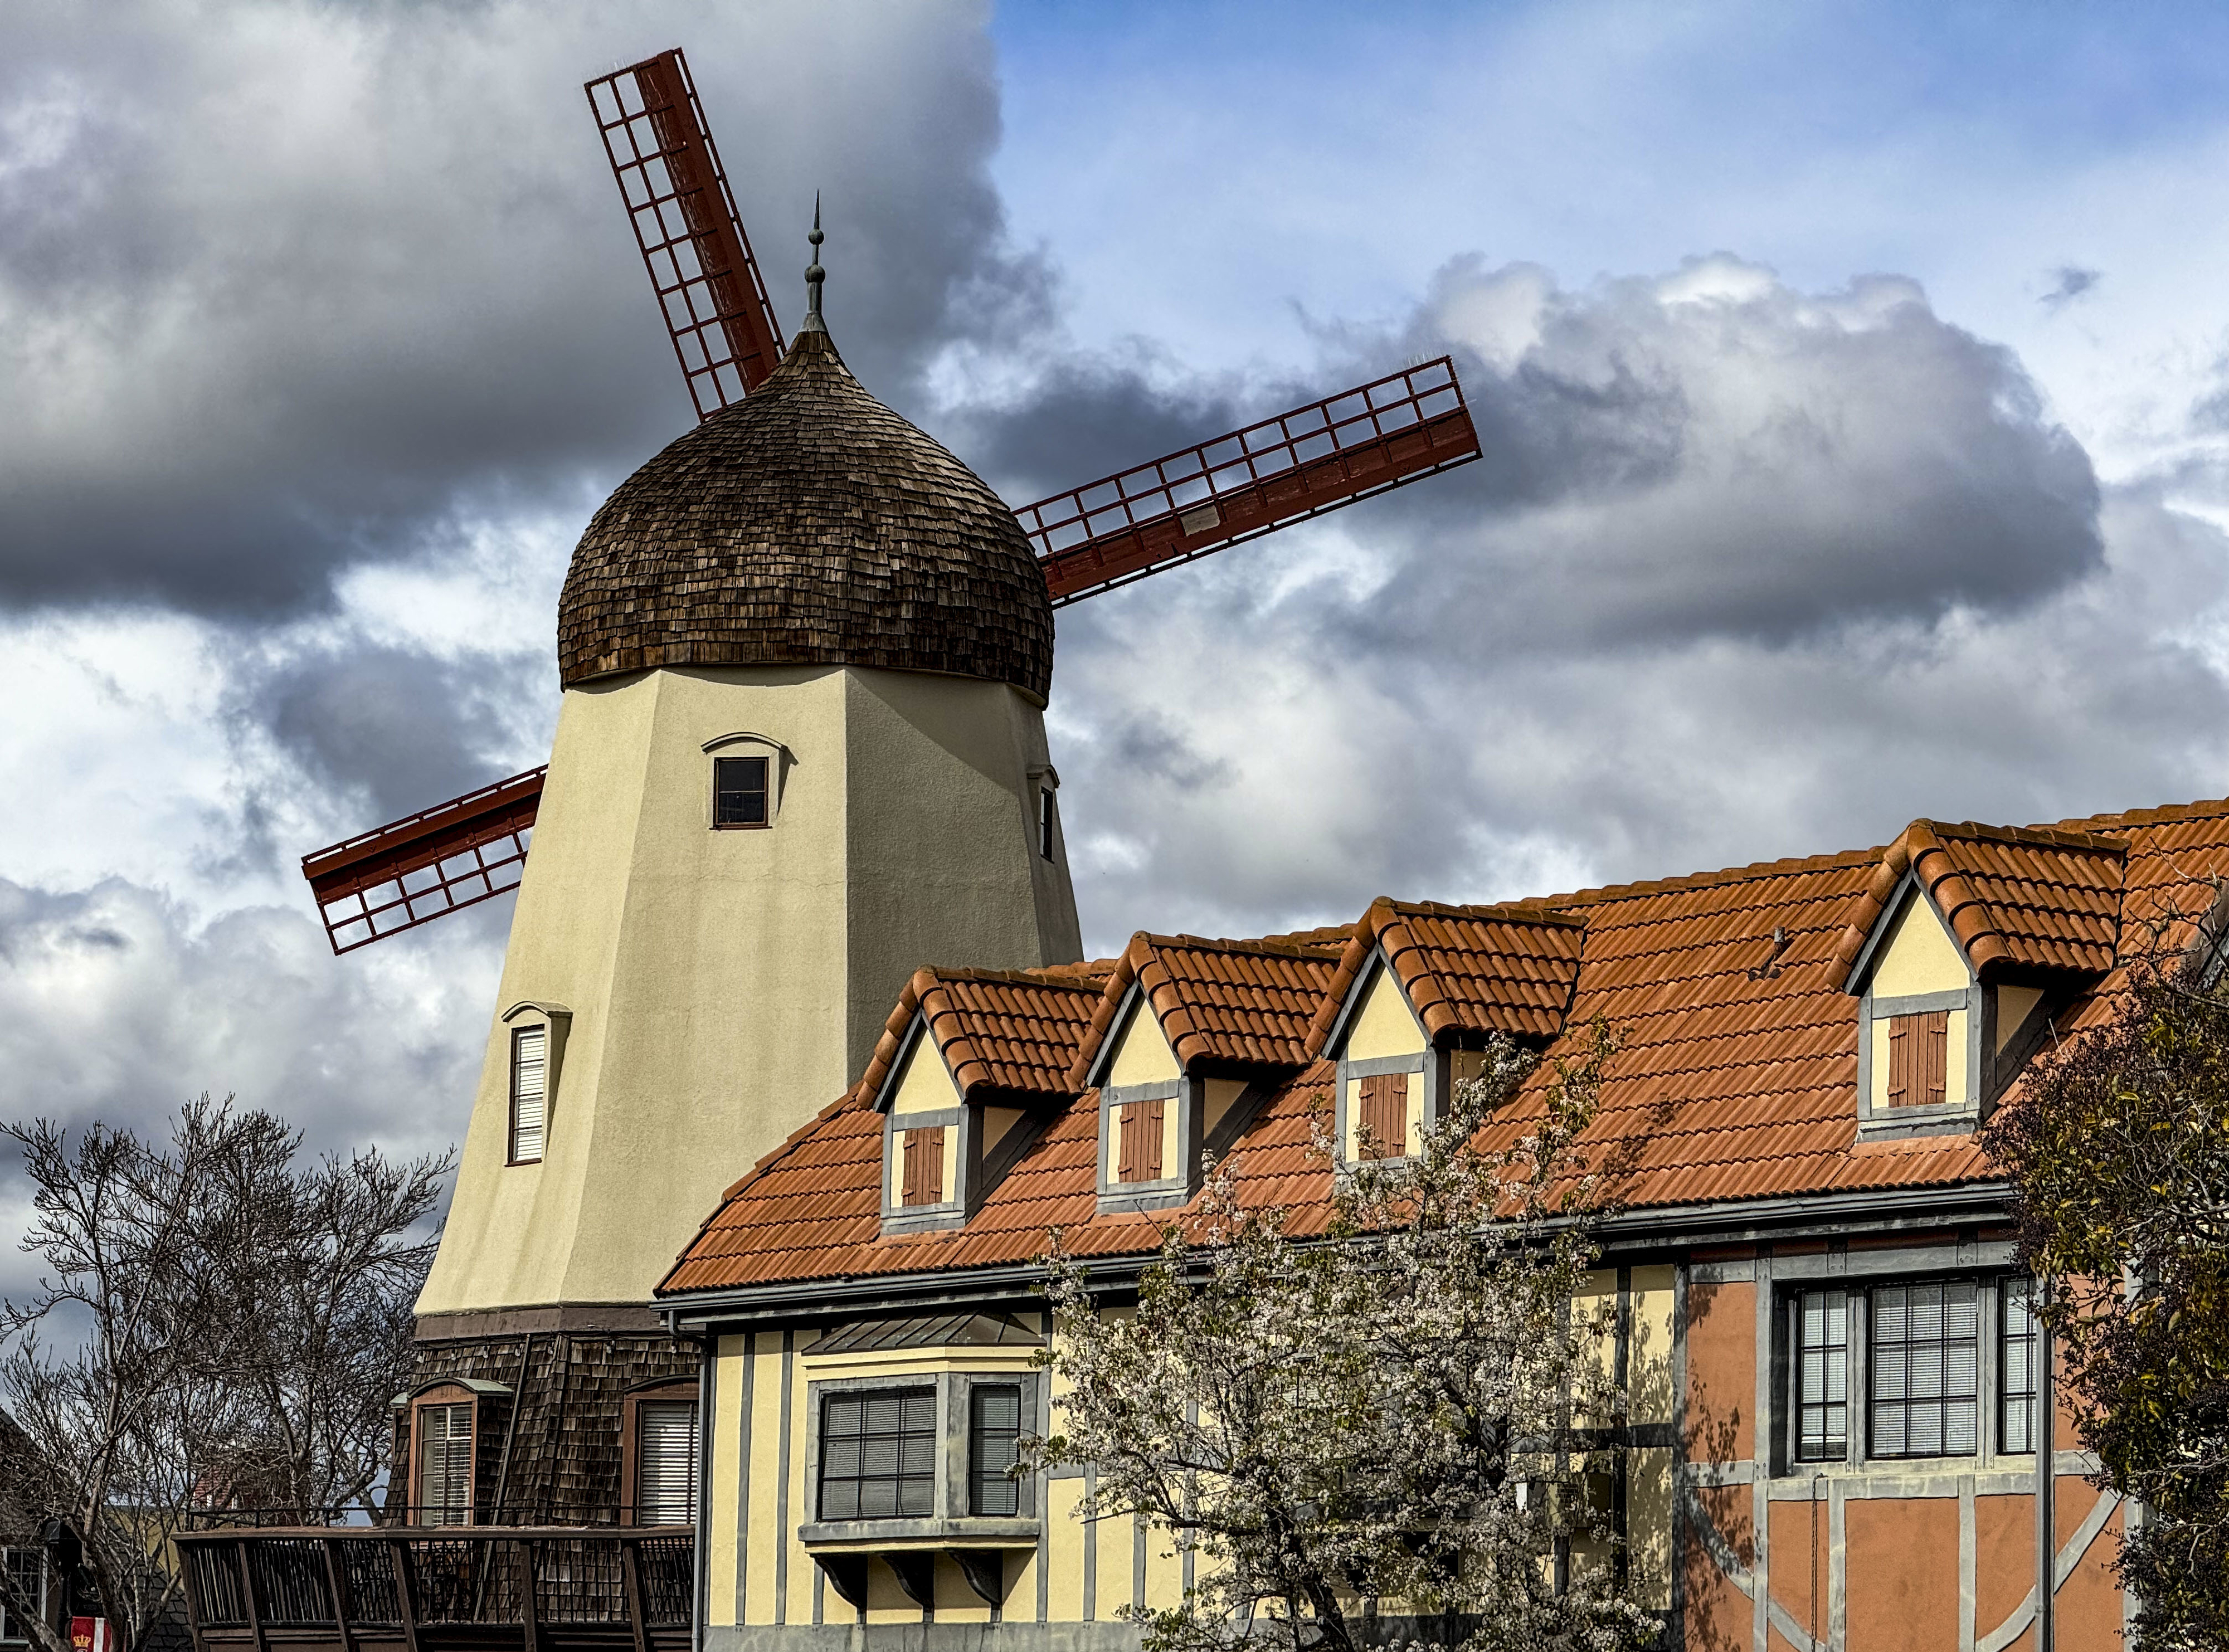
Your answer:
970;1383;1024;1516
818;1385;937;1523
2000;1278;2039;1454
714;756;770;827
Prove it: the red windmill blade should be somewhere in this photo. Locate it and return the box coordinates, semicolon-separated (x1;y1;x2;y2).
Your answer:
585;48;784;416
1021;356;1478;605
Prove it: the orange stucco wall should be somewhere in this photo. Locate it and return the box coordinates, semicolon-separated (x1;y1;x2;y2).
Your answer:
1682;1483;1752;1651
1685;1278;1755;1463
1844;1495;1962;1651
1975;1491;2033;1636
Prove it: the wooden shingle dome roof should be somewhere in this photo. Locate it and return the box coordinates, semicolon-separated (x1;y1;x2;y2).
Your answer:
557;326;1054;697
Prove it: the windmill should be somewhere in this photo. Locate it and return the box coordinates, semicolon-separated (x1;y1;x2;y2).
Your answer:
300;47;1481;955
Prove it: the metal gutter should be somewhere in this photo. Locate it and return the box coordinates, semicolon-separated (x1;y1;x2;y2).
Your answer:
656;1178;2014;1333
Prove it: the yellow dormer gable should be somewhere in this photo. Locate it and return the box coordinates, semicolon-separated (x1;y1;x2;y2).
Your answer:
1104;998;1181;1086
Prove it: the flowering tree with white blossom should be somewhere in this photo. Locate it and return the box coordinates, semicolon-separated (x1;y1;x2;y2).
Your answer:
1028;1024;1654;1652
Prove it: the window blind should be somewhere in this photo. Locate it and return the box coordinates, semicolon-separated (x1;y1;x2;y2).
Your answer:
416;1402;474;1525
2000;1278;2040;1454
970;1384;1023;1515
1870;1280;1979;1458
510;1027;547;1162
1794;1288;1849;1461
819;1388;937;1519
635;1400;700;1524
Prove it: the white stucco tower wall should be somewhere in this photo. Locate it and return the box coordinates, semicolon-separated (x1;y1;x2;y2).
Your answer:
410;314;1080;1337
415;661;1079;1322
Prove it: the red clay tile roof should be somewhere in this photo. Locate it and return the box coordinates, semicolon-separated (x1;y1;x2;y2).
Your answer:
659;795;2229;1300
850;966;1109;1108
1066;933;1344;1087
1303;898;1587;1057
1831;820;2127;989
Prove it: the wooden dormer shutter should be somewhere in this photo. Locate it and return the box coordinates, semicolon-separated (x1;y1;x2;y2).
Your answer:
901;1128;943;1206
1885;1011;1949;1108
1359;1071;1409;1157
1117;1098;1164;1183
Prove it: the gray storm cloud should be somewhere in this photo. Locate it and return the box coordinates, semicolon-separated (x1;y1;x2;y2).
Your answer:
0;0;1032;613
6;0;2229;1246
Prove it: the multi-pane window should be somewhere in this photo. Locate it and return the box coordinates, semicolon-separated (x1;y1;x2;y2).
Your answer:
415;1402;474;1525
1884;1011;1950;1108
635;1399;700;1524
819;1388;936;1519
0;1549;44;1645
509;1026;547;1163
2000;1278;2040;1455
1115;1097;1164;1182
1870;1280;1980;1458
1794;1288;1850;1461
1357;1071;1409;1159
970;1383;1024;1515
714;756;770;828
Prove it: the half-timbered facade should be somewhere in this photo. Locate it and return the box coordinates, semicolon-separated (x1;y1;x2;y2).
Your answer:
649;801;2211;1652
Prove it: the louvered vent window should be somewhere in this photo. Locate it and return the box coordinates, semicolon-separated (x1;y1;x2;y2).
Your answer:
1116;1098;1164;1183
635;1399;700;1524
0;1548;44;1644
2000;1278;2040;1455
1884;1011;1949;1108
819;1388;936;1520
970;1383;1023;1515
415;1402;474;1525
900;1128;945;1207
1358;1071;1409;1159
1794;1288;1849;1462
1870;1280;1979;1458
510;1026;547;1163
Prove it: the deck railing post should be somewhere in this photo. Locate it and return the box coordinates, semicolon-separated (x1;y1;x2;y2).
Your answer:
235;1541;269;1652
515;1537;541;1652
618;1539;650;1652
388;1536;422;1652
179;1541;207;1652
319;1539;355;1652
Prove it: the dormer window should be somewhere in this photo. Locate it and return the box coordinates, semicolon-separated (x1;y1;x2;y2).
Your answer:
1113;1094;1165;1181
898;1125;946;1207
1882;1010;1949;1110
1355;1070;1413;1159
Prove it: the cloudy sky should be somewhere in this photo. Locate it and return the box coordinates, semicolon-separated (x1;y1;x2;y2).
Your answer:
8;0;2229;1264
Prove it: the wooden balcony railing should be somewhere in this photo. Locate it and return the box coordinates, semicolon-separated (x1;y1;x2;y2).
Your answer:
176;1528;694;1652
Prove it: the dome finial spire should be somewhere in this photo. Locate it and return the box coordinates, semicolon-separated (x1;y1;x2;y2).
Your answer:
801;192;827;334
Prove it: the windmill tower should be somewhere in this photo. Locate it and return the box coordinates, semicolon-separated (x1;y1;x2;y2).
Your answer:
310;51;1482;1524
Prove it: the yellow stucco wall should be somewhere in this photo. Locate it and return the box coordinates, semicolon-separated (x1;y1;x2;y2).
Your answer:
888;1037;962;1114
1106;1000;1180;1086
1344;964;1428;1062
1868;891;1971;998
417;664;1082;1317
1861;890;1976;1114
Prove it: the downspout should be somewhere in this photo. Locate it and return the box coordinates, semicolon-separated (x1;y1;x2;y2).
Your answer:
2036;1283;2055;1652
689;1330;712;1652
489;1331;535;1521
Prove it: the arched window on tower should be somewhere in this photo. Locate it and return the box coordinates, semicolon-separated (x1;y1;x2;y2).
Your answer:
704;733;790;830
